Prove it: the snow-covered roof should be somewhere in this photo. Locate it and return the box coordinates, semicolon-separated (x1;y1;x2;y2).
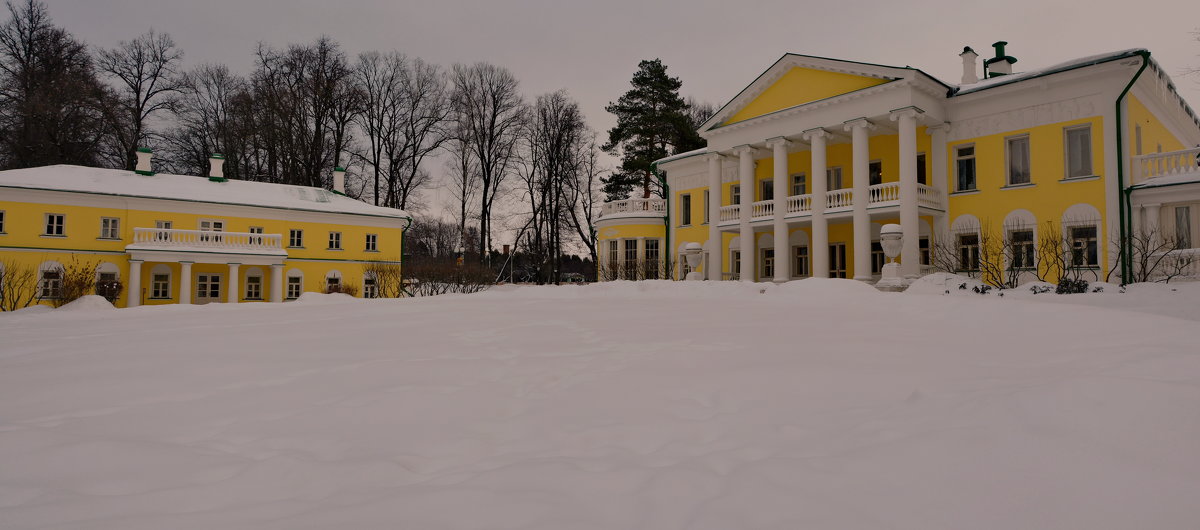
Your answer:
953;48;1145;96
654;147;708;166
1130;173;1200;189
0;165;409;219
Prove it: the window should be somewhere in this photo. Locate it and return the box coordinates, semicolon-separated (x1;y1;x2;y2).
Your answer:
760;180;773;201
703;190;710;224
154;220;172;241
289;229;304;248
793;245;809;277
365;233;378;251
328;231;342;250
1135;124;1143;156
151;273;170;299
871;241;885;274
248;226;264;245
826;167;843;190
680;194;692;226
761;248;774;279
624;239;638;279
829;243;847;278
958;234;980;271
364;275;378;298
955;145;976;191
607;240;618;275
730;185;740;206
326;275;341;292
0;210;5;233
791;173;806;196
917;153;927;185
287;276;302;300
1070;226;1098;267
1010;229;1035;269
1065;126;1093;178
40;269;61;299
44;213;65;236
731;250;741;280
197;274;221;300
920;237;930;266
245;275;262;300
199;219;223;242
1175;206;1192;248
1007;135;1031;185
644;239;660;279
869;161;883;186
99;217;120;239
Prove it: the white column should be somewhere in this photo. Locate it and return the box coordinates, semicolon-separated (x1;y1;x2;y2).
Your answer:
845;118;874;281
127;259;142;308
928;123;951;239
767;137;791;282
735;144;756;282
179;261;193;305
891;107;923;278
227;263;240;303
804;128;830;278
636;237;646;278
1145;203;1162;245
706;153;722;280
270;264;284;303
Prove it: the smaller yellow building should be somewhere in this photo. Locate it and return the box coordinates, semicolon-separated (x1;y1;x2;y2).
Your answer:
0;152;409;309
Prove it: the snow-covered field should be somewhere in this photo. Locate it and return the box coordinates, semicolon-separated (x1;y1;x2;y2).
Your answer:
2;278;1199;529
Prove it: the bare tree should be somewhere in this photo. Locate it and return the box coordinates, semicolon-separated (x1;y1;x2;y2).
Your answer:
96;29;182;170
450;62;525;263
563;133;603;271
0;259;37;310
354;51;404;205
1109;227;1199;283
445;129;481;248
161;63;250;176
390;57;450;210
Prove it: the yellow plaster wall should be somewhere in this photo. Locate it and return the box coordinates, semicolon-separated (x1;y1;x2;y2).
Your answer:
724;67;890;126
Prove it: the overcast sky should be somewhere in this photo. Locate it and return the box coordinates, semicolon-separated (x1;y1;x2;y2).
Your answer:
45;0;1200;223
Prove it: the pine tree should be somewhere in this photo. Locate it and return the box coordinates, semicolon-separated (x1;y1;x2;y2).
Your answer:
602;59;704;200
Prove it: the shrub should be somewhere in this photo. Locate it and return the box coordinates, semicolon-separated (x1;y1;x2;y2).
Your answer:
1055;278;1089;294
325;283;359;297
95;279;123;303
44;259;98;308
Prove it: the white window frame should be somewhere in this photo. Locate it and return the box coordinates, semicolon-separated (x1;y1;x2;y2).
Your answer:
829;242;847;278
702;190;710;224
955;144;976;191
0;210;6;233
792;245;809;278
244;268;264;300
791;173;806;196
151;273;171;299
958;233;980;271
363;273;379;299
1176;206;1192;249
328;231;342;250
286;271;303;300
1064;125;1093;179
826;167;843;190
199;219;224;243
99;217;120;239
760;179;773;201
39;268;62;299
761;248;774;279
196;273;223;301
44;213;65;236
679;193;692;226
730;185;740;206
644;238;660;279
1005;134;1031;186
289;229;304;248
1068;225;1099;268
325;271;343;292
1009;228;1036;270
365;233;378;251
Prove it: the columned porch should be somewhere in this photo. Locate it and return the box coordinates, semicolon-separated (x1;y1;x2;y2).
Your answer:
125;228;287;306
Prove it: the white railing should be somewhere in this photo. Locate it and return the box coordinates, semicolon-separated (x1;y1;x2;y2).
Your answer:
719;205;740;223
1147;248;1200;281
599;197;666;217
916;183;944;210
751;200;774;218
132;228;283;251
1134;148;1200;182
868;182;900;204
826;189;852;209
786;194;812;214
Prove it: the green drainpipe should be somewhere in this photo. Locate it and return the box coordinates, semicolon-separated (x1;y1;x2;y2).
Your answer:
399;216;413;297
652;162;671;279
1115;51;1151;285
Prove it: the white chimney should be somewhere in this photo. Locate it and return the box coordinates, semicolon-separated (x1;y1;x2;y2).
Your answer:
208;154;226;182
333;166;346;195
959;46;979;84
135;147;153;175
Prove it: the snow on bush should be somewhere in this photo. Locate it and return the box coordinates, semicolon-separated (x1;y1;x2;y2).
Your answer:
54;294;115;312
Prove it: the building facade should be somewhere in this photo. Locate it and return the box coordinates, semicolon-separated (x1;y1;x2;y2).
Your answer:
597;44;1200;285
0;153;409;309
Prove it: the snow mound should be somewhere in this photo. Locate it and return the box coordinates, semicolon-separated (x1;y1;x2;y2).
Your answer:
772;277;881;297
905;272;988;295
294;292;360;304
55;295;115;312
0;304;54;317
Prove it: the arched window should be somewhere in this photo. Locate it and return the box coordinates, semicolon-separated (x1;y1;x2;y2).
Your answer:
950;214;983;272
286;268;304;300
325;270;343;293
95;262;121;303
244;267;264;300
1062;203;1103;269
789;229;811;278
37;260;64;300
363;270;378;299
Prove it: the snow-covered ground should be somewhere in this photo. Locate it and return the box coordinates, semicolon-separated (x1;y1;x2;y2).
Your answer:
2;279;1199;529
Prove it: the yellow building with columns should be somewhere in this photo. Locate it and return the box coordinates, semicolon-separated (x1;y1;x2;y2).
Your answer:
0;151;409;309
598;44;1200;285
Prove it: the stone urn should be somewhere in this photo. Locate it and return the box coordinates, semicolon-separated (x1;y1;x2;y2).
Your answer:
684;242;703;281
876;223;905;289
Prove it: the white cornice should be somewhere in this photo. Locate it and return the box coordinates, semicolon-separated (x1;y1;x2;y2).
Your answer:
702;80;904;138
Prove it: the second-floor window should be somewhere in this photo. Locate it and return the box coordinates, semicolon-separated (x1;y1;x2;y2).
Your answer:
1065;125;1093;178
248;226;264;245
199;219;224;242
955;145;976;191
328;231;342;250
760;180;773;201
289;229;303;248
1007;135;1031;186
869;161;883;186
44;213;65;236
99;217;120;239
365;233;378;251
791;173;806;196
917;153;927;185
730;185;740;205
680;194;692;225
826;167;843;190
703;190;710;223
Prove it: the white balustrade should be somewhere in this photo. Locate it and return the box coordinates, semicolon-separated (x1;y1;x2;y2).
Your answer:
719;205;740;223
751;200;774;218
1134;148;1200;181
132;228;283;251
916;184;944;210
868;182;900;204
599;198;667;217
786;194;812;214
1148;248;1200;281
826;189;852;209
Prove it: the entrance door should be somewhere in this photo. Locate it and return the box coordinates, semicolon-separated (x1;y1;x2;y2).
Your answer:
196;273;222;304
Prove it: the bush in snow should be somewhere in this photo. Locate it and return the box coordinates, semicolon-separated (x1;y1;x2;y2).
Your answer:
325;283;359;297
1056;278;1089;295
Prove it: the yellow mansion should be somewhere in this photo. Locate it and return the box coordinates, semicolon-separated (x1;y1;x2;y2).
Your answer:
0;151;409;308
597;44;1200;285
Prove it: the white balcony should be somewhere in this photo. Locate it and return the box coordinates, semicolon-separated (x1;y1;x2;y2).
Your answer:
716;183;945;227
1134;147;1200;183
127;228;286;256
598;198;666;219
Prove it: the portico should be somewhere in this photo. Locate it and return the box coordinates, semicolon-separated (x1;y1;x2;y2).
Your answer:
125;227;287;306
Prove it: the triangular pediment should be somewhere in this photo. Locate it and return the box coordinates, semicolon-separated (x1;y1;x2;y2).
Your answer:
703;55;913;131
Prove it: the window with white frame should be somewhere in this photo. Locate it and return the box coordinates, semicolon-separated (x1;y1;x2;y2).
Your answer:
680;194;692;225
793;245;809;277
365;233;378;251
730;185;740;205
730;250;741;280
869;161;882;186
248;226;264;245
920;237;930;266
1010;229;1035;270
100;217;120;239
1069;226;1098;268
761;248;774;279
1065;125;1093;178
286;273;303;300
826;167;843;190
328;231;342;250
829;243;847;278
644;239;660;279
917;153;927;185
199;219;224;242
0;210;6;233
289;229;303;248
363;274;378;298
154;220;172;241
44;213;64;236
245;269;263;300
955;145;976;191
326;272;342;292
607;240;618;275
151;273;170;299
39;268;61;299
624;239;637;279
1006;135;1031;186
703;190;710;224
760;180;773;201
1175;206;1191;248
958;233;980;271
791;173;806;196
871;241;884;274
